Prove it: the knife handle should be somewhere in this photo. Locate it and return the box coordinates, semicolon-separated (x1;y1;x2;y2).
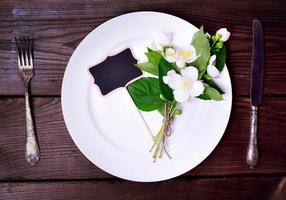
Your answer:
247;105;258;169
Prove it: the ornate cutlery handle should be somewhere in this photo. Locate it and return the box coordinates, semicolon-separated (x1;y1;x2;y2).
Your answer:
246;105;258;169
25;88;40;165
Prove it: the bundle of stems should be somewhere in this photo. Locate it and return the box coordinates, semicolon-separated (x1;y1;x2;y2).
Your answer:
150;101;179;162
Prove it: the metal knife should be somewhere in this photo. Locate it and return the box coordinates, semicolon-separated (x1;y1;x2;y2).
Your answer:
246;19;264;169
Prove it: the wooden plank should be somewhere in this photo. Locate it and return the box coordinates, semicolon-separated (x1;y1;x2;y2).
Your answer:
0;177;284;200
0;96;285;180
0;0;286;95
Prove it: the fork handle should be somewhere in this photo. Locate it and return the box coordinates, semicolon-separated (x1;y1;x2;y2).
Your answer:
246;105;258;169
25;88;40;165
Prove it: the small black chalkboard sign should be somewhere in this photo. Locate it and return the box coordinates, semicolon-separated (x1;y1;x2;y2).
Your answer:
89;48;142;95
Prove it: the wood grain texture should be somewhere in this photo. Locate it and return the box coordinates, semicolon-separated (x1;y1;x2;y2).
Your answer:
0;0;286;95
0;177;285;200
1;1;286;198
0;97;285;180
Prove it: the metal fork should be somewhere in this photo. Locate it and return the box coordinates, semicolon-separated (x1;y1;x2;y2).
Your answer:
16;37;40;166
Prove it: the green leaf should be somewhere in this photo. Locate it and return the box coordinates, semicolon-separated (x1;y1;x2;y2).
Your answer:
202;74;224;94
197;93;211;100
147;47;154;52
214;45;226;72
135;62;158;76
127;77;164;111
191;26;211;79
145;50;163;66
158;58;174;101
204;86;223;101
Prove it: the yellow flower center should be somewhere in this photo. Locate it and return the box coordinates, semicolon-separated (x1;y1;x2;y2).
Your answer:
180;78;191;90
166;51;175;57
180;50;193;59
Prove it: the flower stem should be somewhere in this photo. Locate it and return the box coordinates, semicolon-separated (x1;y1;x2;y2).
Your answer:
150;101;179;161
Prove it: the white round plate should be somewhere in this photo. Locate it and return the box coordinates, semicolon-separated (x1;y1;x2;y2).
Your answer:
62;11;232;182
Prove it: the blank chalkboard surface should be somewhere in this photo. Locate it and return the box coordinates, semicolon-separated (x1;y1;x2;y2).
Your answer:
89;48;142;95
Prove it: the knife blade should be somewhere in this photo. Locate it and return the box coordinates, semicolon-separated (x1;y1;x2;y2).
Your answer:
251;19;264;106
247;19;264;169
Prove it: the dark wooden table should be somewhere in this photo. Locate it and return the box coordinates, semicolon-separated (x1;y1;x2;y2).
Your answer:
1;0;286;199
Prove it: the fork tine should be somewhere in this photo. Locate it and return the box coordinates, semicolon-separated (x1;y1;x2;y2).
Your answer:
30;38;34;56
15;37;22;66
28;37;34;66
25;37;31;65
22;37;27;66
19;37;25;66
24;37;29;66
27;37;33;66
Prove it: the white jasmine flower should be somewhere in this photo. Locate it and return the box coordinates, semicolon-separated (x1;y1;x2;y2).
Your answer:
162;70;181;89
205;32;211;38
207;65;220;78
175;59;186;69
175;45;198;69
164;47;178;63
216;28;230;42
209;55;216;65
207;55;220;78
163;67;204;103
178;45;198;63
